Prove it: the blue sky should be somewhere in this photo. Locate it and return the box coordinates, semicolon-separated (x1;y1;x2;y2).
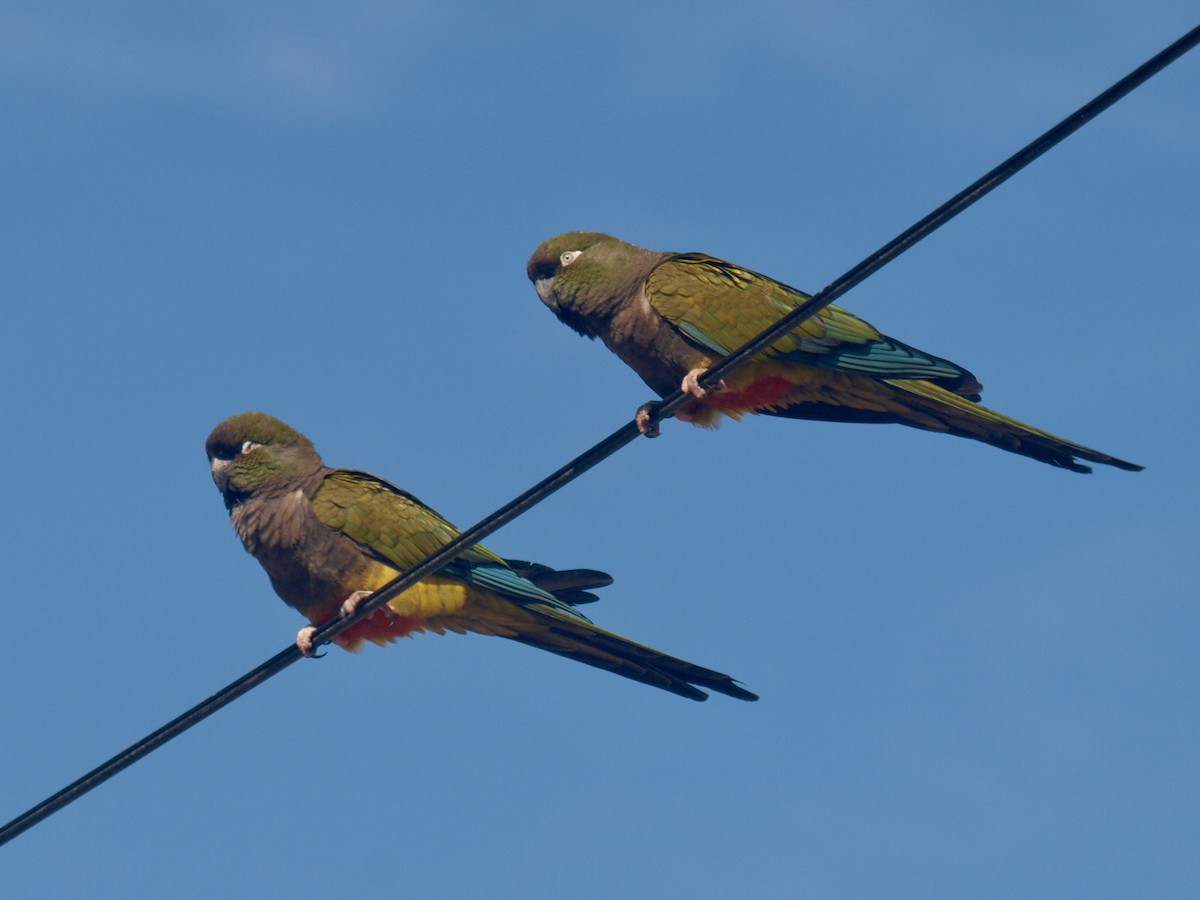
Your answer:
2;3;1197;896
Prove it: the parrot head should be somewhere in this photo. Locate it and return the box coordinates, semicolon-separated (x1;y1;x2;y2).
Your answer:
206;412;323;509
527;231;665;338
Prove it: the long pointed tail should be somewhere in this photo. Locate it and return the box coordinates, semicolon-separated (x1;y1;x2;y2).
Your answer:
504;605;758;702
880;379;1142;473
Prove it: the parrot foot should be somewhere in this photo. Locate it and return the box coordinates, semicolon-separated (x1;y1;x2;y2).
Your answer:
635;402;661;438
339;589;379;620
681;368;726;399
295;590;386;657
296;625;324;658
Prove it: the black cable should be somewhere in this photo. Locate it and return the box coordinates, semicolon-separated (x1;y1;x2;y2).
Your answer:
661;20;1200;411
2;22;1195;849
0;649;300;848
0;424;642;848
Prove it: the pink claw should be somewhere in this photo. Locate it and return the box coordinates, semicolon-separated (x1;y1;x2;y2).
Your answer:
681;368;726;399
339;589;378;619
635;402;661;437
296;625;320;657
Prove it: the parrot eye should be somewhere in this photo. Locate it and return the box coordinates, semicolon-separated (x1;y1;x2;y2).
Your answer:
560;250;581;268
241;440;263;455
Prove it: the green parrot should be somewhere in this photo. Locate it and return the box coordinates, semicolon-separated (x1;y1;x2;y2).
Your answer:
527;231;1141;473
206;412;756;702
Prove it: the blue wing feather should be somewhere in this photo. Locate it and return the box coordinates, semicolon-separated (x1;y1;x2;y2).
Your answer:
445;561;593;622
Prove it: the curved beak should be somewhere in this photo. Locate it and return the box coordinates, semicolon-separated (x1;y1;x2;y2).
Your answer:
210;456;231;492
533;277;557;310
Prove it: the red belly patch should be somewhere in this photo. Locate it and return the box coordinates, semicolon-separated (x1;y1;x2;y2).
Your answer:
332;607;421;648
693;375;795;412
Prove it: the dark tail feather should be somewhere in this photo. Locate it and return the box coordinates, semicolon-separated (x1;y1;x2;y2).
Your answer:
505;610;758;702
883;380;1144;473
764;380;1142;473
503;559;612;605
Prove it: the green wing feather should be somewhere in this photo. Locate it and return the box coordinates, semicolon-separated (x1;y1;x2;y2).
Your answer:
647;254;980;393
311;469;579;611
313;470;503;567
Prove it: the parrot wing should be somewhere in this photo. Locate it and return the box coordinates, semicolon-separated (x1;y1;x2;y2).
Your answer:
646;254;983;397
311;469;581;614
312;470;756;701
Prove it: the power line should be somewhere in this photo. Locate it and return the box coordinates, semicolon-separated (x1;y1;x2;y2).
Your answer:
678;21;1200;403
2;21;1196;850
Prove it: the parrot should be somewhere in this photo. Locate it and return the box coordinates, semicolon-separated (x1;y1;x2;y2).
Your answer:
206;412;756;702
527;231;1142;474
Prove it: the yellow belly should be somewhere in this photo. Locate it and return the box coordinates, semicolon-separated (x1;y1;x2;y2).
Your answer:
323;562;477;650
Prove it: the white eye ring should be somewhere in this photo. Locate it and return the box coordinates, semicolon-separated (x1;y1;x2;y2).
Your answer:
560;250;581;267
241;440;262;454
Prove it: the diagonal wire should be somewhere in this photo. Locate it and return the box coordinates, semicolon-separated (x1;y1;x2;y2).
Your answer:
2;21;1196;850
670;21;1200;409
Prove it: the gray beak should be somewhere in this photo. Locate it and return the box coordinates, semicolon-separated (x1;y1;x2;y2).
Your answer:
533;277;557;309
210;457;230;492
